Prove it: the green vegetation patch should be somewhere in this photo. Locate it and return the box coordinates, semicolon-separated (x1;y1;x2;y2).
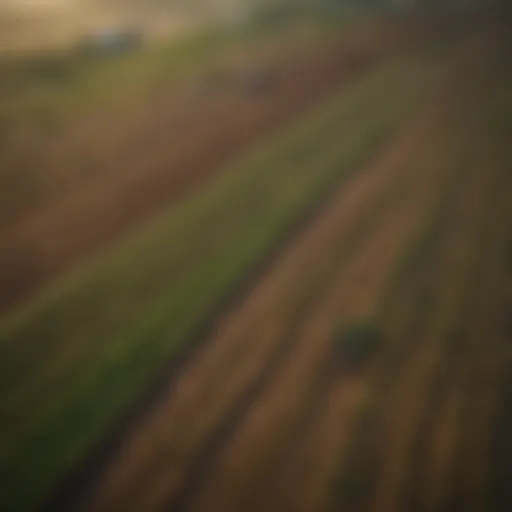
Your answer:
333;319;382;369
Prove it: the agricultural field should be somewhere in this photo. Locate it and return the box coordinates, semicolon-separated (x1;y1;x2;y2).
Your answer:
1;9;512;512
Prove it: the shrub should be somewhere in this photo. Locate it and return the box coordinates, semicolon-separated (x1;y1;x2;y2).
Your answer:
333;318;381;369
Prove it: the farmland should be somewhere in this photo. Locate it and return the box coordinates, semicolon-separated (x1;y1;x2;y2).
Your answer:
1;9;512;512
